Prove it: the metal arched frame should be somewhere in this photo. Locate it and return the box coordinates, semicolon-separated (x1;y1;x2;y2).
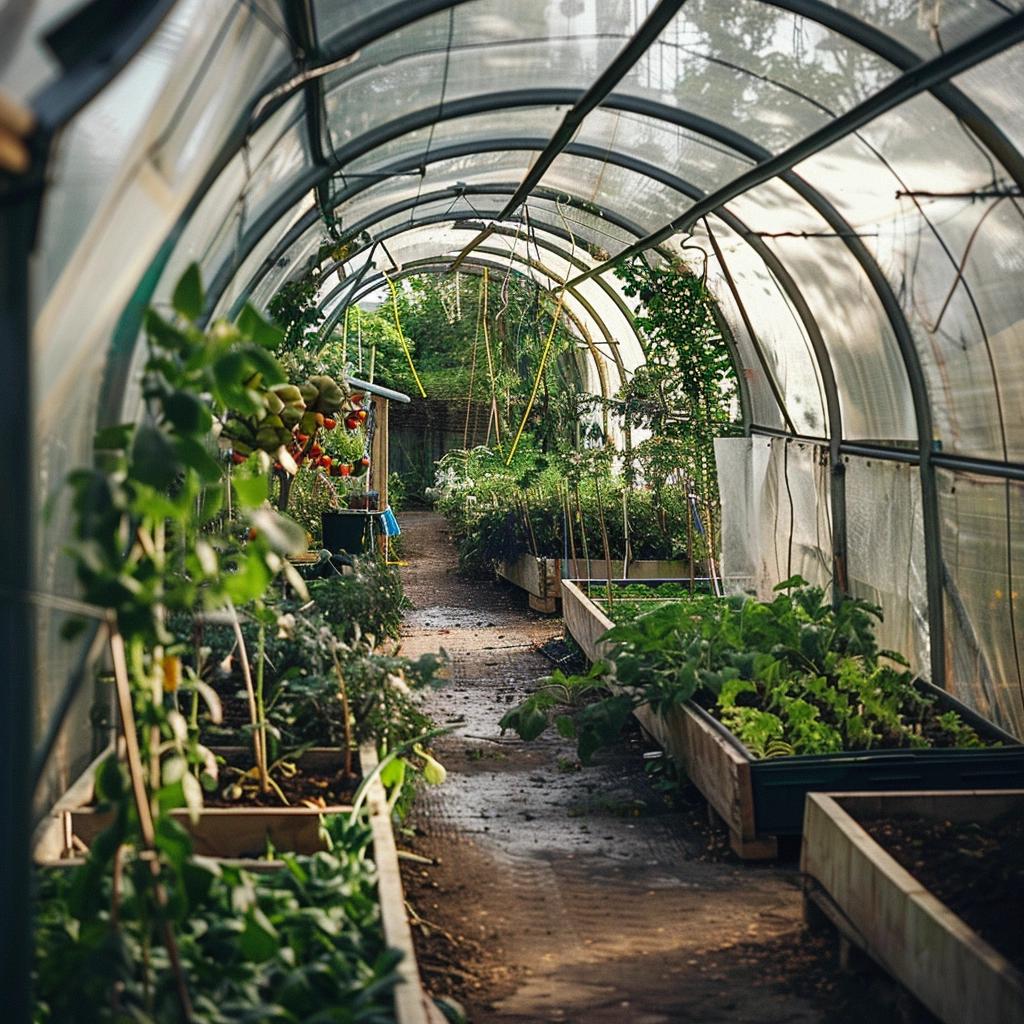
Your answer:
214;126;847;592
310;207;756;428
339;257;619;424
277;183;669;306
214;125;841;441
202;87;943;676
310;215;627;395
318;219;623;403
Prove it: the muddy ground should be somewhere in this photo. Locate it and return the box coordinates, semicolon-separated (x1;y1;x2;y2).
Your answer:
395;512;933;1024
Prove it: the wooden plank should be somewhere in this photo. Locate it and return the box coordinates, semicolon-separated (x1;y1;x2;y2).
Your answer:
361;742;443;1024
560;580;614;662
802;791;1024;1024
562;559;691;580
497;554;547;599
69;804;354;858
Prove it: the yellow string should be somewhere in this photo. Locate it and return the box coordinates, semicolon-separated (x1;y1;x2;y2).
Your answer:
505;202;576;465
384;273;426;398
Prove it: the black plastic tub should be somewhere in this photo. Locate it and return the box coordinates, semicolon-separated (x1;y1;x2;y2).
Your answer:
692;684;1024;836
321;509;381;555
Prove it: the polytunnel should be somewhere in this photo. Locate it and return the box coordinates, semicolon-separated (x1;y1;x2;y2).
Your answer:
4;1;1024;1020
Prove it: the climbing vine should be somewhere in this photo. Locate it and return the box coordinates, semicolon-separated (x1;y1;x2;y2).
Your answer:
614;257;739;558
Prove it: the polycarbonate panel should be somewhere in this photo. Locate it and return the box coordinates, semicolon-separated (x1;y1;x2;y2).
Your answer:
940;469;1024;738
954;42;1024;155
34;0;210;298
796;92;1021;457
715;436;832;597
340;106;564;176
623;0;897;152
210;194;318;320
685;215;827;435
845;455;928;675
160;94;306;310
823;0;1020;59
323;3;629;154
549;105;753;195
765;232;916;442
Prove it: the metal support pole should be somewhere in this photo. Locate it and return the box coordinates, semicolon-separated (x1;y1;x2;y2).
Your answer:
0;155;42;1024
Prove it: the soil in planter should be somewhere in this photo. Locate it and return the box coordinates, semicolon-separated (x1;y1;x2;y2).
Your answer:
861;809;1024;975
205;748;360;808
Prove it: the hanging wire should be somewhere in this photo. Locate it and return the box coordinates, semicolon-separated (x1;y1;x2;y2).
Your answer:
411;5;455;223
505;200;578;463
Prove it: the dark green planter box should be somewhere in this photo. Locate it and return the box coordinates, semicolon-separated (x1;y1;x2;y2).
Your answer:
697;684;1024;837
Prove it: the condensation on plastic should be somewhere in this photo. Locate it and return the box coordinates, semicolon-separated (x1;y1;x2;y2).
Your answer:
715;436;831;598
939;469;1024;739
844;455;929;675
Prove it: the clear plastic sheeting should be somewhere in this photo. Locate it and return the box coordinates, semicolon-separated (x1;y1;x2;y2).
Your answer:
940;470;1024;738
715;436;832;598
844;455;929;675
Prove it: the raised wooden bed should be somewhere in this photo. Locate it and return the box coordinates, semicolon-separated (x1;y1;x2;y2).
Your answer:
37;746;356;861
498;554;690;613
497;554;561;612
561;580;1024;859
35;742;441;1023
801;790;1024;1024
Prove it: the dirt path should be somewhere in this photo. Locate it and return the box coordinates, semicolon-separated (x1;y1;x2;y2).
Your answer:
396;512;919;1024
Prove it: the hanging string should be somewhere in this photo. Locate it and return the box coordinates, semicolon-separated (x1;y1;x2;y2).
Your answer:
505;201;577;464
384;272;427;397
464;275;483;448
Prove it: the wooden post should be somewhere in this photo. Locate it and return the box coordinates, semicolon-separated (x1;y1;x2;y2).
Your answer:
372;396;389;511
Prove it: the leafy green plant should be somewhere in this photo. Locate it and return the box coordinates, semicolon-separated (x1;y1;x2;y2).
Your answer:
501;578;993;762
44;265;435;1020
34;816;400;1024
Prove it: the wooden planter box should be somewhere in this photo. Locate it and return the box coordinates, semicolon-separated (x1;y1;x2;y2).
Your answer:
561;580;1024;859
35;742;440;1024
498;554;691;613
801;790;1024;1024
37;746;356;861
497;554;562;612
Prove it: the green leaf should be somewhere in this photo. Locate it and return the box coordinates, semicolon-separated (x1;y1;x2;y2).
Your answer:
232;473;269;509
94;754;126;803
163;390;213;435
379;756;407;790
93;423;134;452
173;435;222;483
240;906;279;962
250;508;307;555
555;715;576;739
131;424;180;489
145;308;191;352
172;263;204;321
237;303;285;350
